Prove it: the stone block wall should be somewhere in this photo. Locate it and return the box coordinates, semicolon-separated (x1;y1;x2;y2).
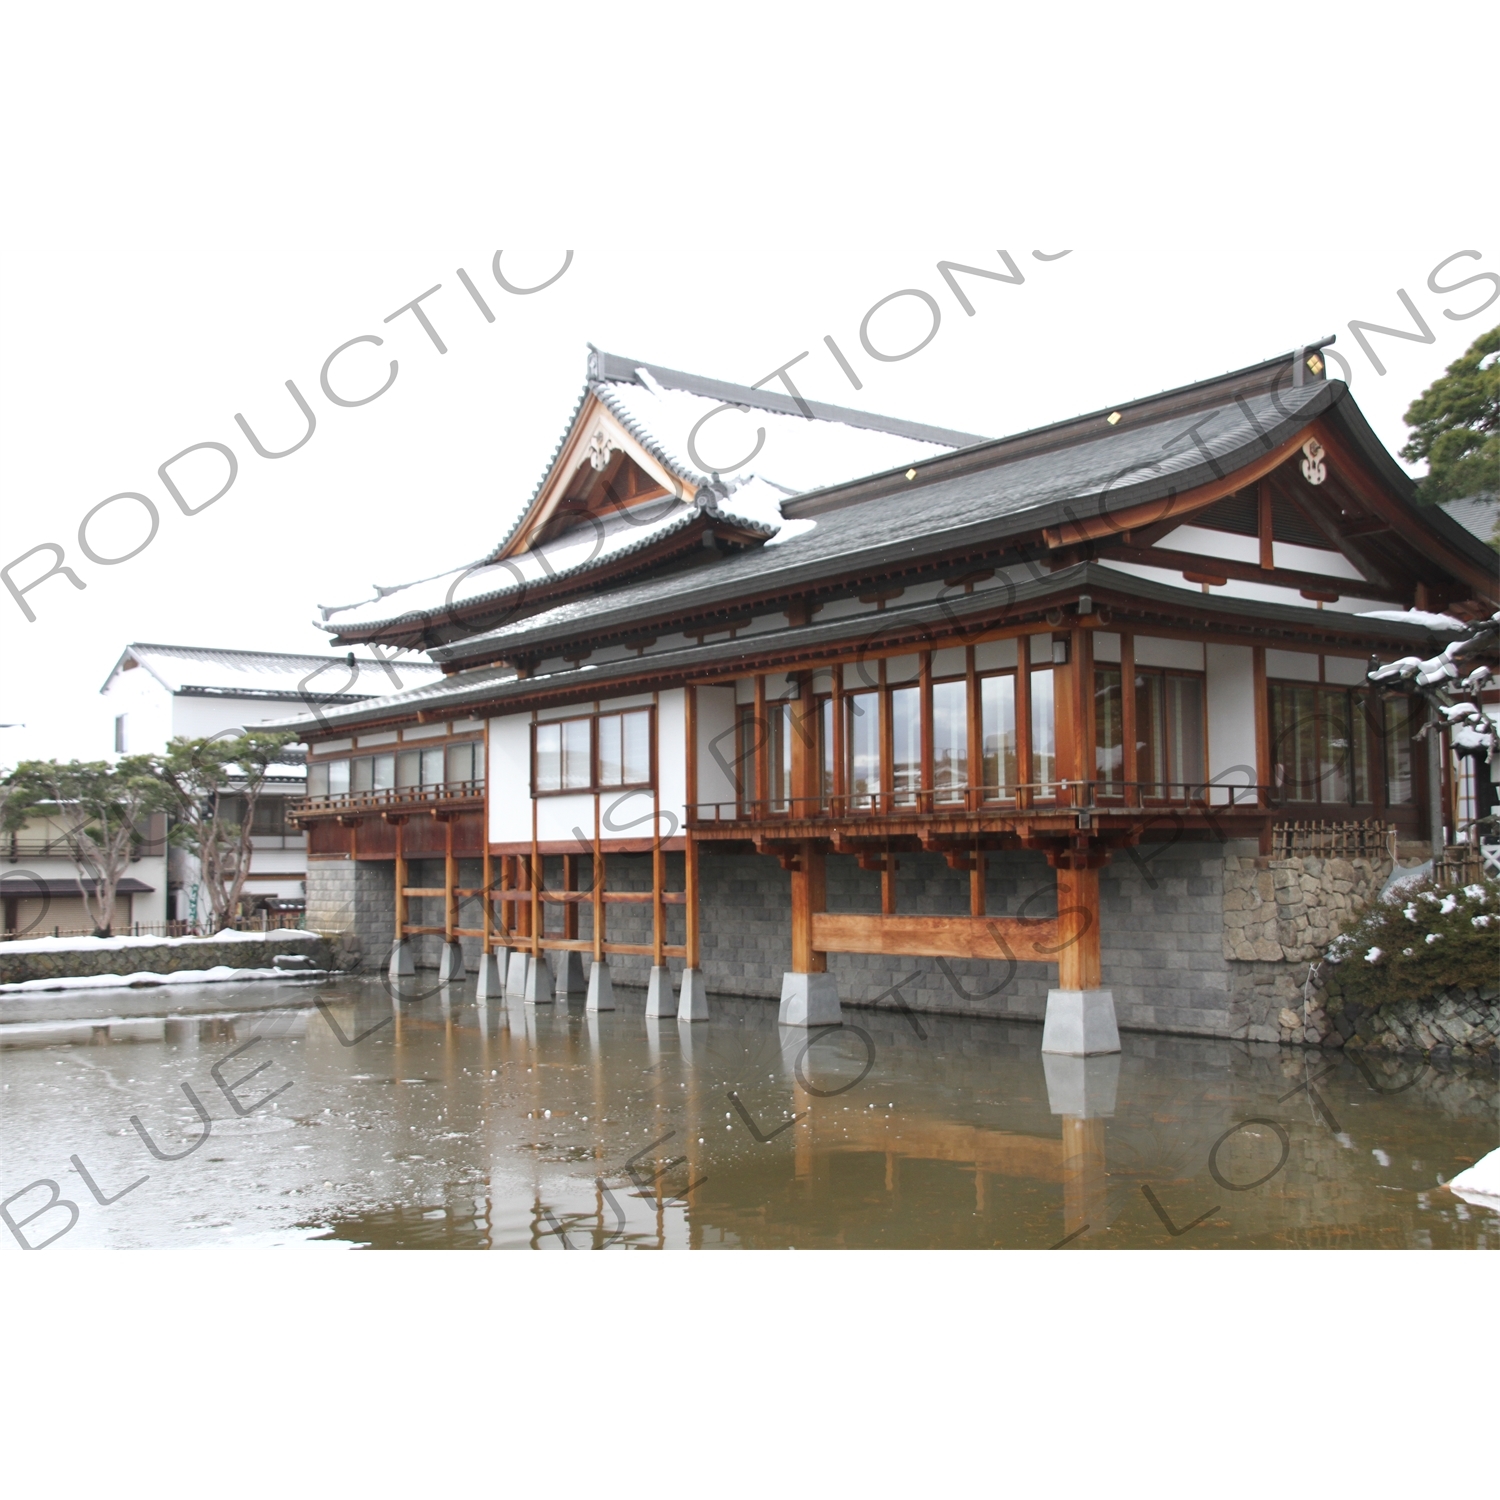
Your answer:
0;932;331;986
306;857;395;972
1222;853;1393;1045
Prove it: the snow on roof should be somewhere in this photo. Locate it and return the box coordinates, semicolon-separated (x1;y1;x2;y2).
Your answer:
314;349;980;634
1356;609;1468;631
106;643;444;699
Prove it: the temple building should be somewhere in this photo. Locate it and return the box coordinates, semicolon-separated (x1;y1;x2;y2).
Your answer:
284;343;1499;1051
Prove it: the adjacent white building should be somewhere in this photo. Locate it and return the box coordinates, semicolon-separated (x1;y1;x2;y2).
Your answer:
99;643;443;922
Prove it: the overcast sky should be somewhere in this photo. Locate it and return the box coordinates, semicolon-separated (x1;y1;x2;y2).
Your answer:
1;4;1495;764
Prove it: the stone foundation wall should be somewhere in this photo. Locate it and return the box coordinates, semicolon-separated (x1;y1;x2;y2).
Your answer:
1319;987;1500;1061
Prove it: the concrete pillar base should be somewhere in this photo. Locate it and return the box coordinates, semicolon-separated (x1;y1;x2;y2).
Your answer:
778;971;841;1027
553;950;588;998
677;967;709;1022
523;953;554;1004
474;953;503;1000
1041;989;1120;1056
645;966;675;1017
388;940;414;980
504;951;530;1000
437;941;465;984
585;961;615;1011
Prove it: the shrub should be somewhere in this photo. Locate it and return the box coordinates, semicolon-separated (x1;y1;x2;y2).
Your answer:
1320;875;1498;1011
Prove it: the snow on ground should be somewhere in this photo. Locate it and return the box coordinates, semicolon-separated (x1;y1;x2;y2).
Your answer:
0;929;312;955
1448;1147;1500;1207
0;966;326;995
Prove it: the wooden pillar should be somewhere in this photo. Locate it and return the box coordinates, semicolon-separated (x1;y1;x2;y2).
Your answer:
482;844;493;956
1072;624;1094;796
562;854;579;941
1257;480;1275;571
832;663;846;810
651;695;664;968
592;795;605;963
393;818;407;945
685;685;700;970
970;852;986;917
919;649;934;813
530;792;541;964
881;849;897;916
1015;646;1032;808
1062;1115;1106;1242
444;815;457;943
790;841;826;973
753;673;768;814
1252;644;1270;810
965;644;981;808
1121;632;1138;808
1056;865;1102;990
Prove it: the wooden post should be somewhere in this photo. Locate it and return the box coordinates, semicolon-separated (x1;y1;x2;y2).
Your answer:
591;793;605;963
832;663;846;810
1121;632;1137;808
881;848;897;916
965;644;980;808
393;819;407;946
1056;865;1102;990
1015;647;1033;809
919;649;933;813
970;851;986;917
790;841;826;973
1252;644;1270;811
652;694;664;968
753;673;767;814
562;854;579;942
1072;624;1093;798
685;685;700;970
444;815;457;943
482;844;493;956
1258;480;1275;571
530;791;541;965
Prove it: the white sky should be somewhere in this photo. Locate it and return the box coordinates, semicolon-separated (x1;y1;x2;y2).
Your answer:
1;3;1496;764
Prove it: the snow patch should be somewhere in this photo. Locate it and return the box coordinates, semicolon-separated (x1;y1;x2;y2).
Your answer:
1448;1147;1500;1207
0;965;326;995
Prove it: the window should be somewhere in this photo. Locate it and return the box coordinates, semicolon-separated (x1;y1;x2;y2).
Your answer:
597;709;650;788
307;762;329;798
328;760;350;795
533;711;651;796
1137;670;1205;799
1270;684;1379;807
846;690;880;808
932;680;967;804
446;740;485;785
114;714;127;754
891;685;921;806
980;674;1017;798
819;697;834;808
373;753;395;790
1094;667;1124;793
767;700;794;812
1030;666;1056;791
351;757;374;793
250;798;288;836
1384;699;1413;806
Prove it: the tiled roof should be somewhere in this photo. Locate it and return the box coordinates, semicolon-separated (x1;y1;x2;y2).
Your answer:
104;643;443;700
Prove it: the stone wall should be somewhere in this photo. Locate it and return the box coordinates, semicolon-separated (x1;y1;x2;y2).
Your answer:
306;857;395;973
1319;986;1500;1061
0;931;331;986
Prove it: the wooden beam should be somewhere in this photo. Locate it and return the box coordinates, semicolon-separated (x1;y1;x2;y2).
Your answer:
812;912;1059;961
652;692;664;969
1120;632;1137;809
1258;480;1275;571
1094;543;1406;602
592;794;604;964
1042;424;1311;549
393;819;407;945
685;684;700;971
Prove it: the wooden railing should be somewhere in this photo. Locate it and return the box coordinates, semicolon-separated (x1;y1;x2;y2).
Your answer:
291;778;486;820
1270;820;1395;860
690;780;1268;824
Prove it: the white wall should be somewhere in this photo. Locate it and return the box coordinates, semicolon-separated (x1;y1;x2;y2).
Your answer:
488;712;533;846
695;686;738;816
1205;644;1257;792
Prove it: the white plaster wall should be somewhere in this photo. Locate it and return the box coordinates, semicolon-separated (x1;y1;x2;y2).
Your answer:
656;688;687;836
536;792;595;846
1265;648;1319;681
100;668;173;757
488;713;533;845
695;686;738;817
1205;644;1257;790
1135;636;1205;671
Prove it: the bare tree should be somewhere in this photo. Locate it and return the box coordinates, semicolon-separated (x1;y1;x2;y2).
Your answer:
158;731;295;931
1;757;166;936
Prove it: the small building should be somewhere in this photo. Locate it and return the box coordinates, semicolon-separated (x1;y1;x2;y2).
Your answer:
100;643;443;921
285;344;1499;1048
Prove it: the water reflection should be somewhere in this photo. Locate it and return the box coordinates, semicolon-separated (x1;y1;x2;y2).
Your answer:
0;977;1494;1250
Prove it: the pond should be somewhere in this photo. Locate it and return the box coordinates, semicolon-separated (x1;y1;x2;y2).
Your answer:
1;976;1495;1249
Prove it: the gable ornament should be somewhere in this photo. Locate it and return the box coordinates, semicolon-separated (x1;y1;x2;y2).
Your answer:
1301;437;1327;486
587;428;616;471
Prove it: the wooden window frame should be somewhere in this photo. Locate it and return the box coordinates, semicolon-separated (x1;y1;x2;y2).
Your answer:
977;668;1020;805
1267;679;1387;811
1131;666;1210;804
531;708;655;798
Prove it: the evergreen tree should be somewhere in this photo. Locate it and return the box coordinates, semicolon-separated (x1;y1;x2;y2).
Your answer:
1401;324;1499;510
